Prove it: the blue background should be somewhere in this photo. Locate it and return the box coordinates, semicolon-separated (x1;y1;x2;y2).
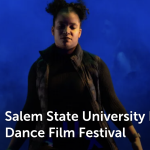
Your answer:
1;0;150;149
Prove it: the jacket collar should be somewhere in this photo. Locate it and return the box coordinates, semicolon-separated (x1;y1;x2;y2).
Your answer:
39;43;83;67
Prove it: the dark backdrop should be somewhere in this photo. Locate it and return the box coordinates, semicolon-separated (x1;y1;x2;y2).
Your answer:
1;0;150;149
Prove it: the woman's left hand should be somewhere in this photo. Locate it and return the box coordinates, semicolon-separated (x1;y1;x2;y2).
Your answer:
131;138;143;150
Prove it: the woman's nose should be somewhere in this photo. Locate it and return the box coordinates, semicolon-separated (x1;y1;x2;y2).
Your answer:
63;26;70;34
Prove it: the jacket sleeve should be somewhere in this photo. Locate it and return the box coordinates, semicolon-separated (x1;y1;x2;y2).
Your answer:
98;58;133;130
7;61;41;150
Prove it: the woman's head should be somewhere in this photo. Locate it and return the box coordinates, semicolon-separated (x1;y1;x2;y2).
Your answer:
45;0;89;50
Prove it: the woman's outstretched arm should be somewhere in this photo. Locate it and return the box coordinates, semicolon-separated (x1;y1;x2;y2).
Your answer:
99;58;143;150
7;61;41;150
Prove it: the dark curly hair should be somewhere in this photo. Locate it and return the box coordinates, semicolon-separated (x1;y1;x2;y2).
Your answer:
45;0;89;27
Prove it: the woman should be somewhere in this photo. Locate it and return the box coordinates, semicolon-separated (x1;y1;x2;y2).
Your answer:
7;0;143;150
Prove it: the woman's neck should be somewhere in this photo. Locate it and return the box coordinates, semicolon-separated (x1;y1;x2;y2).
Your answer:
55;44;77;55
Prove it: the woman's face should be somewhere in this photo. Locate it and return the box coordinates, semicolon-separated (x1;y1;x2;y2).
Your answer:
51;9;82;50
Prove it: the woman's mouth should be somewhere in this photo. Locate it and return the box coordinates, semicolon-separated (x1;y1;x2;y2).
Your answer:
61;37;71;40
61;37;72;43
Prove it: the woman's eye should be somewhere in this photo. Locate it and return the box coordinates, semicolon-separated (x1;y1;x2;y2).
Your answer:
70;26;76;29
57;25;76;30
58;25;65;29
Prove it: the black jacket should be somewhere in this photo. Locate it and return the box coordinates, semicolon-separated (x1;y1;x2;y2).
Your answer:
27;43;120;150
